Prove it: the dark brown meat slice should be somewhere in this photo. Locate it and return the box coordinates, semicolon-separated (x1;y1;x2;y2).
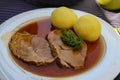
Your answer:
47;30;87;69
9;32;55;66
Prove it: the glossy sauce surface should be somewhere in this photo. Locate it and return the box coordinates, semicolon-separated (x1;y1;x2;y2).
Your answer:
10;18;105;77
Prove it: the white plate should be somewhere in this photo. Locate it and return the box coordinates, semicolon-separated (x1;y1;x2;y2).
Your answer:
0;8;120;80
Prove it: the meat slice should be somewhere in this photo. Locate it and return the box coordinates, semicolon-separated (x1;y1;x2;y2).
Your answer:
47;30;87;69
9;32;55;66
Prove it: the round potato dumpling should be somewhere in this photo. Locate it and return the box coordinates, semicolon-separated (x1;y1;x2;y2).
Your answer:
74;14;101;42
51;7;77;29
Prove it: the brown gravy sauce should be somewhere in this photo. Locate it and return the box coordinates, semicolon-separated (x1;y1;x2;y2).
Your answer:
10;18;105;77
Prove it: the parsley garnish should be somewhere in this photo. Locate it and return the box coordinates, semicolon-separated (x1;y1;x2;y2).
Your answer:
61;29;83;50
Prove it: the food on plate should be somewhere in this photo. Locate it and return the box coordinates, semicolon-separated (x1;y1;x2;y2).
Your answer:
9;32;55;66
74;14;101;42
9;18;105;77
51;7;77;29
8;7;105;77
47;29;87;69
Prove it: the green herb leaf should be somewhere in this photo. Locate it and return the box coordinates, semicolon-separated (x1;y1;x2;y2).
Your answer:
61;29;83;50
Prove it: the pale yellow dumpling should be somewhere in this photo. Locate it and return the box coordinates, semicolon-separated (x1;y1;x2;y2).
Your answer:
51;7;77;29
74;14;101;42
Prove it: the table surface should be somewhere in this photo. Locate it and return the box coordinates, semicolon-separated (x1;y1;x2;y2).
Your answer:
0;0;119;80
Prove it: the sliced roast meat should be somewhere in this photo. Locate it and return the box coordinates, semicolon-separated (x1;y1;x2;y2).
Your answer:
47;30;87;69
9;32;55;66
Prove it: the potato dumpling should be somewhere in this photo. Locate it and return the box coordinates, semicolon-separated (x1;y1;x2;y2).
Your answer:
74;14;101;42
51;7;77;29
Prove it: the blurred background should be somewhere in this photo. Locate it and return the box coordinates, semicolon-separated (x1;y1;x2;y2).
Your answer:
0;0;109;24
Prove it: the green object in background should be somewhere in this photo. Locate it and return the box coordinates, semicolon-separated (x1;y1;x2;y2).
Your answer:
97;0;120;10
97;0;112;5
